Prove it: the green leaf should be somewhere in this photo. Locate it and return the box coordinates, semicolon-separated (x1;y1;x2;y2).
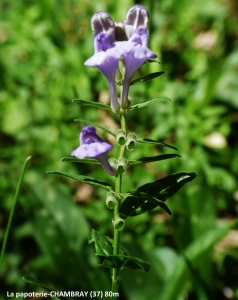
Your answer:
129;97;170;111
22;276;72;300
72;99;112;111
89;229;129;256
137;172;198;201
144;58;161;64
137;137;178;150
129;154;180;164
89;229;113;256
100;255;150;272
61;157;100;164
130;71;164;85
74;119;116;137
159;221;237;300
46;171;111;191
120;191;171;217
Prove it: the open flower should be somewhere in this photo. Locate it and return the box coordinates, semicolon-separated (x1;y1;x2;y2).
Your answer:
71;126;115;176
84;34;123;113
117;28;157;108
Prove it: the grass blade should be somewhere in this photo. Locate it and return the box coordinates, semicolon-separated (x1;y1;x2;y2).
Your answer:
0;157;31;273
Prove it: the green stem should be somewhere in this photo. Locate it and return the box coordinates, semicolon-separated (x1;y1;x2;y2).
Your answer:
111;110;127;298
0;157;31;274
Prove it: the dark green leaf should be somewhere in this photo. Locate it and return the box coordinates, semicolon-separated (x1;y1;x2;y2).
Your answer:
22;276;72;300
61;157;100;164
89;230;129;256
129;154;180;164
72;99;112;111
99;255;150;272
89;229;113;256
120;191;171;217
74;119;116;137
46;171;111;190
137;172;198;201
129;97;171;111
130;72;164;85
144;58;161;64
137;137;178;150
130;71;164;85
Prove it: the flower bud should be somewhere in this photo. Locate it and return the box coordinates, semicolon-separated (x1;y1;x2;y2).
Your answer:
91;12;115;44
113;215;125;230
106;191;117;209
116;129;127;146
117;158;128;174
124;5;149;39
126;132;136;151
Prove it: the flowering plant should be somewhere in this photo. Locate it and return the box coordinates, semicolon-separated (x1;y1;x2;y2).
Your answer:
27;5;197;298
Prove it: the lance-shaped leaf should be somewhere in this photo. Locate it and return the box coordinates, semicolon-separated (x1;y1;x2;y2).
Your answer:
72;99;112;111
74;119;116;137
100;255;150;272
61;157;100;164
137;172;198;201
89;229;129;256
144;58;161;64
129;154;180;165
129;97;170;112
120;191;171;217
46;171;111;191
22;276;72;300
130;71;165;86
137;137;178;151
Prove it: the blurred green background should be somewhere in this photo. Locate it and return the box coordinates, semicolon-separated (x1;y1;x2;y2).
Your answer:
0;0;238;299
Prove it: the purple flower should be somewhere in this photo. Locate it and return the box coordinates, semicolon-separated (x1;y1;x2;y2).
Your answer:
116;28;157;108
84;34;124;113
71;126;115;176
85;6;156;111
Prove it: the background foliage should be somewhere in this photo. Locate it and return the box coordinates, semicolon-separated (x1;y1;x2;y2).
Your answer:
0;0;238;299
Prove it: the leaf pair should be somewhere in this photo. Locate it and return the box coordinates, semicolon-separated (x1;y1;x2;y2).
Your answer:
89;230;150;272
120;172;197;218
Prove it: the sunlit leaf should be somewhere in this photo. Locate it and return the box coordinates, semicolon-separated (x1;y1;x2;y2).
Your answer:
73;99;112;111
46;171;112;190
129;97;171;112
61;157;100;164
138;172;198;201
